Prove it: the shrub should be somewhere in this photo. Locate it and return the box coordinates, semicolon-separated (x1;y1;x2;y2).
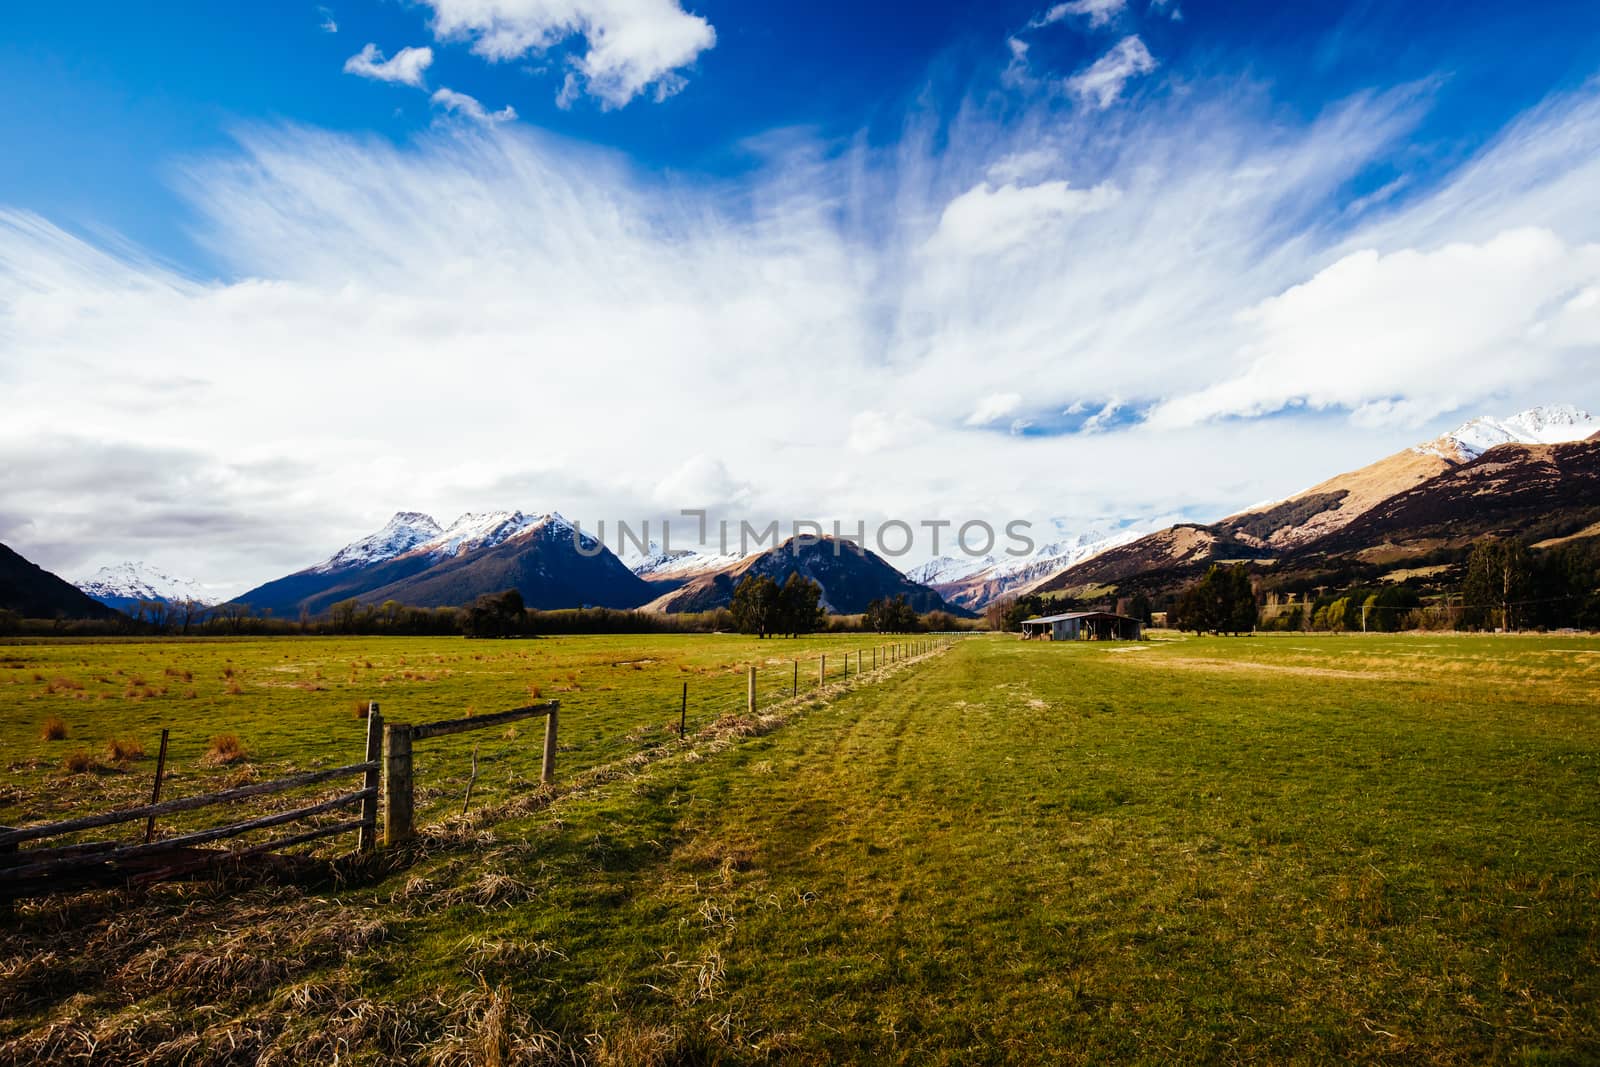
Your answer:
203;733;248;765
105;737;146;763
353;700;372;719
39;716;68;741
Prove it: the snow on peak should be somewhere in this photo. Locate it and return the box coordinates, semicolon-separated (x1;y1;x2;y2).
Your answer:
410;511;539;559
312;511;444;574
902;525;1149;590
1413;404;1599;462
906;555;990;586
77;561;213;605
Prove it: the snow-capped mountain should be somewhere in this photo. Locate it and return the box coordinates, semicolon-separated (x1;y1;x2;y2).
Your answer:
77;561;213;608
407;511;539;560
905;555;991;587
906;526;1151;610
1414;404;1599;462
628;539;751;581
312;512;443;574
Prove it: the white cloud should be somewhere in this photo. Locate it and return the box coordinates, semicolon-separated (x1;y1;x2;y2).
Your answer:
343;43;434;87
986;148;1057;184
1066;35;1156;108
966;394;1024;426
2;77;1599;582
431;87;518;124
848;410;929;454
1032;0;1127;29
1147;227;1600;428
422;0;715;109
318;6;338;33
1001;36;1034;91
926;179;1119;258
1149;0;1181;20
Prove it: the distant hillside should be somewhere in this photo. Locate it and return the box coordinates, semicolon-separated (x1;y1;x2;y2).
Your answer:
644;537;960;615
1297;438;1600;562
1033;524;1273;600
1;543;122;620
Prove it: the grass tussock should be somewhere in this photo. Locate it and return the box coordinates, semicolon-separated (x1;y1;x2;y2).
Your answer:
103;736;146;763
202;733;248;766
60;748;100;774
39;715;68;741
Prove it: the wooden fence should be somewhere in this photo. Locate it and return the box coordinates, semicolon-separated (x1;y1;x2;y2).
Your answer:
0;638;956;913
0;698;561;912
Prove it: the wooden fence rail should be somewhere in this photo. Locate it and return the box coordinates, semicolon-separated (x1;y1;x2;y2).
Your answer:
0;760;379;850
381;699;560;847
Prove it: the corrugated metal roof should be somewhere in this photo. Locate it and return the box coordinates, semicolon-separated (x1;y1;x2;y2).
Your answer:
1021;611;1140;625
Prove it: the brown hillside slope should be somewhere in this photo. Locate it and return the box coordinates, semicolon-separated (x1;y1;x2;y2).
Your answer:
1217;449;1452;549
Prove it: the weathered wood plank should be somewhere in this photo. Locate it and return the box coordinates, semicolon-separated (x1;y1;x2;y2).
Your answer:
0;761;378;848
412;701;557;740
0;789;372;881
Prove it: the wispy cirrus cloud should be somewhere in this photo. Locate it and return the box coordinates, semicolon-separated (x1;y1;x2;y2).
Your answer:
2;64;1599;583
342;43;434;87
431;87;518;124
1066;35;1157;108
1032;0;1127;30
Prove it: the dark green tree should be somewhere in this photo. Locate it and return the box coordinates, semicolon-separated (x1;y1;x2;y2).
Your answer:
778;573;824;636
1463;539;1530;631
730;574;782;637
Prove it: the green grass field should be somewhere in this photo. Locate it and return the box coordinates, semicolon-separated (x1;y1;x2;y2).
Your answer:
3;631;1598;1063
0;632;899;831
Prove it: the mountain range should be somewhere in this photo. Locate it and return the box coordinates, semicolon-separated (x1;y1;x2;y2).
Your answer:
232;511;654;618
8;403;1596;624
1034;405;1600;603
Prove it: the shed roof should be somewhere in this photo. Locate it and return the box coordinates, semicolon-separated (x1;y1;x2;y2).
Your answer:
1021;611;1141;625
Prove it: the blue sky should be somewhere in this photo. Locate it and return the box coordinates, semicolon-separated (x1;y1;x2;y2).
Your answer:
2;0;1599;589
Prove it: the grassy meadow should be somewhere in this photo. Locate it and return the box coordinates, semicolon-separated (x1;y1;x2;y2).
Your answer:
0;632;899;831
2;631;1598;1063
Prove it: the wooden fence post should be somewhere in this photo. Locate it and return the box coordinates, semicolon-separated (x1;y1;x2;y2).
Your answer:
541;702;559;786
680;683;688;738
857;650;862;673
820;655;826;685
359;703;382;851
144;728;170;844
380;722;414;848
747;666;756;714
792;660;798;698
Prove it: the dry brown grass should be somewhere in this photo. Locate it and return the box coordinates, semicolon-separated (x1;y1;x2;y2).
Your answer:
61;748;100;774
39;715;68;741
202;733;248;766
104;737;146;763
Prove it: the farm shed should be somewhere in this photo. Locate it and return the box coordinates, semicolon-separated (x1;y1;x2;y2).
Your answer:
1020;611;1143;641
